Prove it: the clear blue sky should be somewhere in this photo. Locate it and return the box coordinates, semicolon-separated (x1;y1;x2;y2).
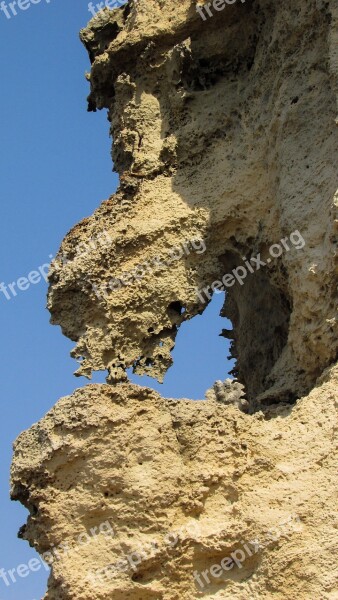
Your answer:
0;2;233;598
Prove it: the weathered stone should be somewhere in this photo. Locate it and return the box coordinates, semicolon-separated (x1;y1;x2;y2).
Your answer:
10;1;338;598
47;0;337;408
11;367;338;599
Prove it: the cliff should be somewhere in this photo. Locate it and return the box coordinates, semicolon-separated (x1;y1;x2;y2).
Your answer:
11;0;338;598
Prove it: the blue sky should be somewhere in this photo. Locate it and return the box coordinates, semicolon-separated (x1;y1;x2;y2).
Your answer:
0;2;233;598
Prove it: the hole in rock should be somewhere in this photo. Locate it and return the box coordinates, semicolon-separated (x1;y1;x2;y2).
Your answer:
128;293;235;400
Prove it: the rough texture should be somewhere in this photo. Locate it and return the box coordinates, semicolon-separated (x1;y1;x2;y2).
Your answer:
11;366;338;599
205;378;249;412
10;0;338;599
47;0;338;407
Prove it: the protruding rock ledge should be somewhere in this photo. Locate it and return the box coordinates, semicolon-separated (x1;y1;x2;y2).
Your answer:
47;0;338;408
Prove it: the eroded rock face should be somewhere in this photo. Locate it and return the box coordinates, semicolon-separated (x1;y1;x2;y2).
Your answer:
47;0;337;407
10;1;338;599
11;367;338;599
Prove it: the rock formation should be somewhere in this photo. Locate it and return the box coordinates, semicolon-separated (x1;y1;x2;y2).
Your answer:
11;0;338;598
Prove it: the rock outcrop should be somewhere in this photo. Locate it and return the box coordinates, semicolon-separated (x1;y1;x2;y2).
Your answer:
11;0;338;598
47;0;338;407
11;368;338;599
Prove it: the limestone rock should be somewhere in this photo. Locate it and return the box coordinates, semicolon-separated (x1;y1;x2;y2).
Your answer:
11;366;338;599
205;378;249;413
10;0;338;599
46;0;338;408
